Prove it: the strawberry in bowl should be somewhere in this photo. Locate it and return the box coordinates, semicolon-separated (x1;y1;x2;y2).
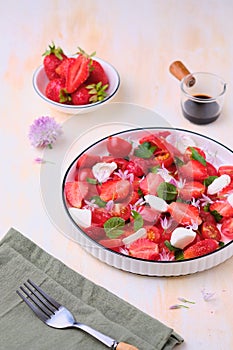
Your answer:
62;128;233;276
33;43;120;114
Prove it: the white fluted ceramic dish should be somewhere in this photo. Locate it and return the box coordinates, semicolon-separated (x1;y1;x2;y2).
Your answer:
62;127;233;276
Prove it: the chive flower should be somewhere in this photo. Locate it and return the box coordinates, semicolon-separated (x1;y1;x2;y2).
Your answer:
29;116;62;148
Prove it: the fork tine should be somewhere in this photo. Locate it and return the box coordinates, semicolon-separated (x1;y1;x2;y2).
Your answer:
27;279;61;309
19;285;53;317
24;281;56;314
16;289;48;323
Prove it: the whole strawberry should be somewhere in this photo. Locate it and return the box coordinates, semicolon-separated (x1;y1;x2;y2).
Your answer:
71;82;108;105
86;59;109;85
43;42;67;80
45;78;71;104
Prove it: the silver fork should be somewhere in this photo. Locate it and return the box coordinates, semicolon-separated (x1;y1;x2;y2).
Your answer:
16;279;138;350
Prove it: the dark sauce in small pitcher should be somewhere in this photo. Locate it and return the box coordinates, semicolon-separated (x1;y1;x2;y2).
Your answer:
182;94;220;125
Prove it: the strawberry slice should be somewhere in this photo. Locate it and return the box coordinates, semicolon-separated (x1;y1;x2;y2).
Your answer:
76;154;101;169
139;173;164;195
55;57;76;80
167;202;202;226
209;200;233;219
179;181;206;200
178;160;208;181
129;238;159;260
66;55;90;93
99;180;131;202
183;239;219;259
64;181;88;208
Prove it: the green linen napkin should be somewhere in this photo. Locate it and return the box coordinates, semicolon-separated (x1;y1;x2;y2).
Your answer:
0;228;183;350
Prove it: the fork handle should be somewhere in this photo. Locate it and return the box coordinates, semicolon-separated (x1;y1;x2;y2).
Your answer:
73;323;138;349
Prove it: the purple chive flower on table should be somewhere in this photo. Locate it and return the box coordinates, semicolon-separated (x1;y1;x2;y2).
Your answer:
28;116;62;148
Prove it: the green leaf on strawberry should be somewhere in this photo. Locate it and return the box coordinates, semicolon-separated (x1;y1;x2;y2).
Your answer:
104;217;125;238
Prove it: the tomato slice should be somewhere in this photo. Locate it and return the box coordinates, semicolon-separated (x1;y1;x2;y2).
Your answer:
146;226;161;243
138;134;174;167
221;217;233;239
110;204;131;221
201;222;221;241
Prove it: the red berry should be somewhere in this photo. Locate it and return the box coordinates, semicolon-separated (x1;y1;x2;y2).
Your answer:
64;181;88;208
183;239;218;259
43;42;67;80
86;60;109;85
45;78;70;103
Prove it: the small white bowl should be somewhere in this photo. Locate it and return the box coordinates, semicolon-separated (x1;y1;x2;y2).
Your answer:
32;56;120;114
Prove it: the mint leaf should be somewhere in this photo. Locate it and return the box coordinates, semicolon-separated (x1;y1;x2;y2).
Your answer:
174;156;184;167
190;147;206;166
150;165;160;173
157;182;177;201
204;176;218;187
164;240;184;260
134;142;156;159
104;217;125;238
164;240;176;251
210;210;223;223
203;203;210;212
90;196;107;208
87;177;98;184
175;250;184;260
131;210;144;231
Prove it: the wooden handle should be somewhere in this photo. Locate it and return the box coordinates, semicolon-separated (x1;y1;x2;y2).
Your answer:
169;60;195;87
116;342;139;350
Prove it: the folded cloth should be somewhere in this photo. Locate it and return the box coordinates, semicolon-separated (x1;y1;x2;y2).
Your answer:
0;228;184;350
